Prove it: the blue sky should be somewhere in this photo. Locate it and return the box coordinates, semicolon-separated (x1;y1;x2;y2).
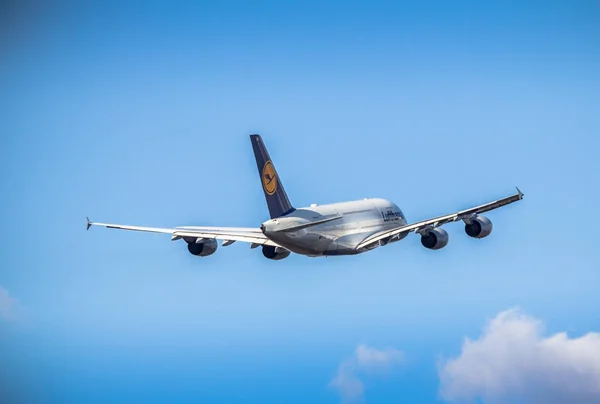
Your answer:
1;1;599;403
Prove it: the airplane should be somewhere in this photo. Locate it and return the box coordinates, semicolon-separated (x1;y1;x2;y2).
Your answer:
87;134;524;260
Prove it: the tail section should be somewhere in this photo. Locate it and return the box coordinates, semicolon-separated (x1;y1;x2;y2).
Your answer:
250;134;295;218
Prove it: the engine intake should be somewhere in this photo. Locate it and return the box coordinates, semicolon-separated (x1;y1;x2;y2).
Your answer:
187;238;218;257
420;228;449;250
262;245;290;260
464;216;493;239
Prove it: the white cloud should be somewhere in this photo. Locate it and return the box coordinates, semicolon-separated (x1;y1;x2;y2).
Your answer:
356;344;404;372
330;344;403;403
439;308;600;404
0;285;21;323
330;360;365;404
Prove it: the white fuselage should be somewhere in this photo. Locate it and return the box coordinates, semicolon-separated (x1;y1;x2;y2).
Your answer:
261;198;407;256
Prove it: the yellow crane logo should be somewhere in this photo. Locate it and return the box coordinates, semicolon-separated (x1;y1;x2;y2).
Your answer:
262;161;277;195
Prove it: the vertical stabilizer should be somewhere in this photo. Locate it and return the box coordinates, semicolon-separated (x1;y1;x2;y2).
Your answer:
250;134;295;218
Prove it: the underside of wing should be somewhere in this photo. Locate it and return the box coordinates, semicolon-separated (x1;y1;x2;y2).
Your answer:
171;230;279;247
87;219;281;247
356;187;524;250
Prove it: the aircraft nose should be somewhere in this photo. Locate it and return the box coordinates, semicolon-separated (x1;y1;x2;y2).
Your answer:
260;224;266;233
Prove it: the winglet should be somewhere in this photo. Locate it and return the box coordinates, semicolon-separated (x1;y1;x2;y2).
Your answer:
86;217;92;230
516;186;524;199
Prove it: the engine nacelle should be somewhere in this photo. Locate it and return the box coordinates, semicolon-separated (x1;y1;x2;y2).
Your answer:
420;228;449;250
187;239;218;257
262;245;291;260
464;216;493;239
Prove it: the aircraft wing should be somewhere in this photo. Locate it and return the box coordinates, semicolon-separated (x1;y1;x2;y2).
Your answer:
86;219;281;247
356;187;524;250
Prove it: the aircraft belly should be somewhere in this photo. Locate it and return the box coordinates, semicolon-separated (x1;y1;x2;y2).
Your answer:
268;228;334;255
323;213;385;255
324;232;371;255
264;201;405;256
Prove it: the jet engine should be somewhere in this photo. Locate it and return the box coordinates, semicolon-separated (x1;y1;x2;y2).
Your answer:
187;238;218;257
262;245;291;260
464;216;493;239
420;228;449;250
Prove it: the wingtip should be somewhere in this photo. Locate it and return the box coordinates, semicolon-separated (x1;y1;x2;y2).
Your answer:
86;217;92;230
516;186;524;199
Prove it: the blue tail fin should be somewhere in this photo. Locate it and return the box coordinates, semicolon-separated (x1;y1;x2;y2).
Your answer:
250;134;295;218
